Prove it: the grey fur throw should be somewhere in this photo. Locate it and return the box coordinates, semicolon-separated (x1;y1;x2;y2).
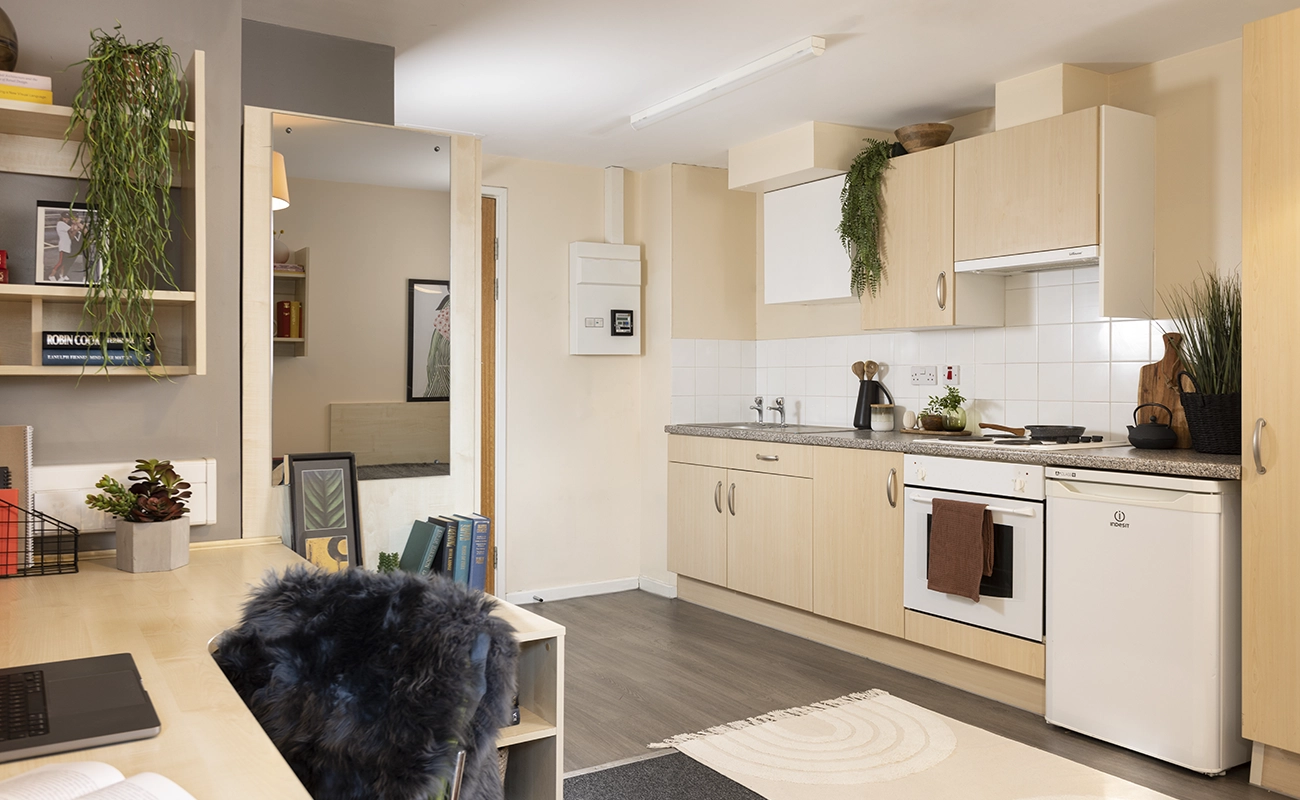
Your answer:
214;565;519;800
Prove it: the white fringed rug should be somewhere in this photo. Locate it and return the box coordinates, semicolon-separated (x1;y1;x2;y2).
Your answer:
649;690;1176;800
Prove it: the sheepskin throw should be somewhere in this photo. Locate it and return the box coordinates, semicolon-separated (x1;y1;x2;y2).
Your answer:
214;566;519;800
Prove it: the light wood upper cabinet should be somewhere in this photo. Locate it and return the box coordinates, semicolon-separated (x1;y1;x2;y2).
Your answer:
667;462;728;586
812;447;904;636
954;107;1099;262
726;469;813;611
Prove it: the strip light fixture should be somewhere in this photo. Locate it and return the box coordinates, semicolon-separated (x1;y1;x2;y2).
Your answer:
630;35;825;130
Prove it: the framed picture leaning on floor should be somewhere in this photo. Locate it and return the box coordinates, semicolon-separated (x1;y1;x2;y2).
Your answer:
407;278;451;402
288;452;362;570
35;200;103;285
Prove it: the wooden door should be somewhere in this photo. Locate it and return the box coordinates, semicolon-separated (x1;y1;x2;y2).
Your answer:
954;107;1099;261
480;196;497;594
811;447;905;636
726;470;813;610
894;146;956;328
1243;8;1300;754
667;462;728;586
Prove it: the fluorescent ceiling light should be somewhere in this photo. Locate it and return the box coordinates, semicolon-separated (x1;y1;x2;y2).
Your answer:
630;36;825;130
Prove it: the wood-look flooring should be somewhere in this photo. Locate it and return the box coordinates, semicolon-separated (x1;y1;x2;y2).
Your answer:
530;590;1270;800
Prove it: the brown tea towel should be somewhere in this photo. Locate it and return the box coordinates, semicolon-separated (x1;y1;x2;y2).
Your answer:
927;498;994;602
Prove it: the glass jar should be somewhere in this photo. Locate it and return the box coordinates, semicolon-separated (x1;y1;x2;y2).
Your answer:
870;404;895;432
942;407;967;432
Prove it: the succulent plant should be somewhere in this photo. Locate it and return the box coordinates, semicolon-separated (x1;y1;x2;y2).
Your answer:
86;459;191;522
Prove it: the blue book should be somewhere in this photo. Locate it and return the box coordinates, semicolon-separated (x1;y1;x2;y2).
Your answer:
398;519;444;575
466;514;491;591
450;516;474;584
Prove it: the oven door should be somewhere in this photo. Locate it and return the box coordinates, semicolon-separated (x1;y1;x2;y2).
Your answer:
903;487;1044;641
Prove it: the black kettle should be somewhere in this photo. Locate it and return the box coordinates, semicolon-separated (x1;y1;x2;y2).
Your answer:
1128;403;1178;450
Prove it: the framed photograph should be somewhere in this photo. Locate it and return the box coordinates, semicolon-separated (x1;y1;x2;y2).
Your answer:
288;452;363;570
35;200;102;285
407;278;451;402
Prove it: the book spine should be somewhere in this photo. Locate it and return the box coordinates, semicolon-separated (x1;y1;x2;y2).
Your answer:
468;518;490;591
276;301;292;338
290;301;302;339
440;519;457;575
0;85;52;104
0;70;52;91
41;350;155;366
43;331;156;350
419;521;446;576
452;519;472;584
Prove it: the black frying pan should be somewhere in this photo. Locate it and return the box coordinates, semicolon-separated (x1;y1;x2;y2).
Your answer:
980;422;1086;438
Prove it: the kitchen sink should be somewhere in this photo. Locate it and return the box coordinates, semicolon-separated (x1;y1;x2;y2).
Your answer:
694;422;856;435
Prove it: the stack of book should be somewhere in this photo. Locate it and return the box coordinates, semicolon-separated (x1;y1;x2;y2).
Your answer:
40;331;156;366
275;300;303;338
397;513;492;591
0;70;52;105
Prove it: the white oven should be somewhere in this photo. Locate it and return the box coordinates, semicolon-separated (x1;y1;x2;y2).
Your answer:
902;455;1046;642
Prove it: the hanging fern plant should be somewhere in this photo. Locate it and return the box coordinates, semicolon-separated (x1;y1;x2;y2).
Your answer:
838;139;893;298
67;25;187;375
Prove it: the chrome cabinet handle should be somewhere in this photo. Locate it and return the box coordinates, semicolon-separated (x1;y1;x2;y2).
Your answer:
1254;418;1267;475
714;480;723;513
727;483;736;516
756;454;779;462
887;468;897;508
936;272;947;310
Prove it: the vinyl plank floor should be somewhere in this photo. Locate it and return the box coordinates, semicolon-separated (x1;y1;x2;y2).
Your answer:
529;590;1270;800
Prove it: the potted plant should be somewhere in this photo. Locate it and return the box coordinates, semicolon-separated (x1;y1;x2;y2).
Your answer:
86;459;192;573
66;26;189;376
923;386;967;432
838;138;893;298
1164;271;1242;454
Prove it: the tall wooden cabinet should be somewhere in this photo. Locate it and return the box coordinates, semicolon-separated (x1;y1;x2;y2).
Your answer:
1243;8;1300;792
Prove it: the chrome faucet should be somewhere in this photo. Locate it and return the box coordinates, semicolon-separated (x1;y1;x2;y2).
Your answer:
767;397;786;427
750;396;765;424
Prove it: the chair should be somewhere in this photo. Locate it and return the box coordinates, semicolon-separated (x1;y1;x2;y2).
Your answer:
214;565;518;800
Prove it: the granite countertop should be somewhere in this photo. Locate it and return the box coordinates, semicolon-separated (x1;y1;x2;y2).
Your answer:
664;424;1242;480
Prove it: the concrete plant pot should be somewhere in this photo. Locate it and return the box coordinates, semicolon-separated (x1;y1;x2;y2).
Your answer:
116;517;190;573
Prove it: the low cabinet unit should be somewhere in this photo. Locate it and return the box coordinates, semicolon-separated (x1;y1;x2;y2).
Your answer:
667;461;728;586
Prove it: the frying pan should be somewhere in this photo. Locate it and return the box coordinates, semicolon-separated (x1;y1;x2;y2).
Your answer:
980;422;1086;438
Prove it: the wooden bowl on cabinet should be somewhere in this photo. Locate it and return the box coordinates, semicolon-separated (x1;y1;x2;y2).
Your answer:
894;123;955;153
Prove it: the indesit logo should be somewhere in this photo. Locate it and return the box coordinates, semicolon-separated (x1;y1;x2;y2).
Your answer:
1110;510;1129;528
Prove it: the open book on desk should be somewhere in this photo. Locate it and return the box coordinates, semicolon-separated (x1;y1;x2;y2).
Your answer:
0;762;196;800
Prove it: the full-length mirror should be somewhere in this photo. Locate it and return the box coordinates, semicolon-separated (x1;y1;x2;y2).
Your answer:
269;113;452;480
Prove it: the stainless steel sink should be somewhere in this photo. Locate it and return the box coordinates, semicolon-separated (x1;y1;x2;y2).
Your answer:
695;422;856;435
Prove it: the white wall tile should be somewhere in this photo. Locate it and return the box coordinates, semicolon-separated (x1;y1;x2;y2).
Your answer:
974;399;1006;430
672;367;695;396
719;340;742;368
1038;363;1073;401
1005;288;1038;326
918;330;946;364
946;330;975;363
786;338;807;368
720;395;747;423
740;369;757;397
1006;273;1037;290
1110;362;1143;403
825;336;849;370
895;332;919;364
1074;266;1099;283
1005;400;1037;423
787;367;807;397
1111;402;1137;438
1037;285;1073;324
671;397;694;424
719;367;742;396
695;366;719;396
695;339;720;367
1038;400;1072;422
975;328;1005;363
1150;321;1177;358
976;363;1006;400
695;396;719;424
1073;282;1101;323
868;333;895;364
1073;402;1111;433
740;340;756;369
671;339;695;368
806;364;827;396
1074;322;1110;362
804;337;827;368
1073;362;1110;403
767;367;786;395
1005;326;1038;363
823;367;844;398
1038;269;1074;287
1006;364;1038;400
1038;324;1073;363
1112;320;1151;361
766;339;786;367
805;396;826;426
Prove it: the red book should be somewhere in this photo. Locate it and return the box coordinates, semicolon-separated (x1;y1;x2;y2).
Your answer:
0;488;18;575
275;301;292;338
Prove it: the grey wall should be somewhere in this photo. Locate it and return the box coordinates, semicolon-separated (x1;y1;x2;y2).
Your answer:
1;0;243;544
241;20;394;125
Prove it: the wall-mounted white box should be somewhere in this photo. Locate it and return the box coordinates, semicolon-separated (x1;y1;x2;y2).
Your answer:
569;241;642;355
32;458;218;534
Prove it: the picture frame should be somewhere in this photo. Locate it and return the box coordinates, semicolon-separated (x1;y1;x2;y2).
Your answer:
287;452;363;570
35;200;103;286
407;278;451;402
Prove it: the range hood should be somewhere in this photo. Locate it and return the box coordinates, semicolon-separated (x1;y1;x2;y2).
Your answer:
954;245;1098;275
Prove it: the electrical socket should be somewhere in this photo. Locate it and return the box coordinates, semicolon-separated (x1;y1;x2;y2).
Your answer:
910;366;937;386
941;365;961;385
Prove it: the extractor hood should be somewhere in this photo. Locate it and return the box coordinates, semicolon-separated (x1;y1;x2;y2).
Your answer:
954;245;1099;275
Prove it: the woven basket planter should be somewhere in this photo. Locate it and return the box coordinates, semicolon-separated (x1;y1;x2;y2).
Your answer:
1178;372;1241;455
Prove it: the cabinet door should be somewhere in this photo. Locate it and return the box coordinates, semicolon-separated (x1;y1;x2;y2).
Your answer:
954;107;1099;262
667;462;728;586
811;448;904;636
764;175;854;304
726;470;813;610
871;146;956;329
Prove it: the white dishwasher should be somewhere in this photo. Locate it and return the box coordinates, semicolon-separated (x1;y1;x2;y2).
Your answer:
1044;466;1249;775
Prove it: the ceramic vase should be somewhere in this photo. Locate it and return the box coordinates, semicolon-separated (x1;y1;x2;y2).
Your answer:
116;517;190;573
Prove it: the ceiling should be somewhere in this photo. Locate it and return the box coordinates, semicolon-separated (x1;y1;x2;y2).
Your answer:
272;113;451;191
245;0;1300;171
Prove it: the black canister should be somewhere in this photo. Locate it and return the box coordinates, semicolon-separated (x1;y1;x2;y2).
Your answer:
853;380;895;429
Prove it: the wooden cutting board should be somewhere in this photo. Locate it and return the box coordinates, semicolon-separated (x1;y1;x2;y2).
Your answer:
1138;332;1192;449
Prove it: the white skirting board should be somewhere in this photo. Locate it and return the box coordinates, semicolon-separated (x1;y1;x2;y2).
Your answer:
639;575;679;598
504;575;679;605
31;458;217;532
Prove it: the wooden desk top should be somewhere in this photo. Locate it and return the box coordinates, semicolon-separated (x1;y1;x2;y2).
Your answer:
0;539;563;797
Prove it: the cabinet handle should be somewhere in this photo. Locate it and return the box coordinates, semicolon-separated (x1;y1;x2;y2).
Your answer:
1254;418;1267;475
887;468;897;508
936;272;947;310
755;454;779;462
727;483;736;516
714;480;723;513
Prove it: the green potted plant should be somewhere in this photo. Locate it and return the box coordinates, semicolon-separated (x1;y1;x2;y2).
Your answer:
838;139;893;298
66;26;188;376
1164;271;1242;454
923;386;967;432
86;459;191;573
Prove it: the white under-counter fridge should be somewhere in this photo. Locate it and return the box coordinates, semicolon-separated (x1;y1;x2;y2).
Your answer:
1044;466;1249;775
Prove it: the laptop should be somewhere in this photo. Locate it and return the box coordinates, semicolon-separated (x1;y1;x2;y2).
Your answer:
0;653;161;763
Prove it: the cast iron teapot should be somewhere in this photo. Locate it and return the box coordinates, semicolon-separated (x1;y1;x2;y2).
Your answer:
1128;403;1179;450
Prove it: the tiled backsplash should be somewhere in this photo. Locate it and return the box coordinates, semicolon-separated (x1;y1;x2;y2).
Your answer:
671;267;1175;438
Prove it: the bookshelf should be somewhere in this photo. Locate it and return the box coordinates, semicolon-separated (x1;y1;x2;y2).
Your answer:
273;247;309;357
0;51;207;376
492;601;565;800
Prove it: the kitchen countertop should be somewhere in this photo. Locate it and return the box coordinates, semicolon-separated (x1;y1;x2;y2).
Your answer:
664;424;1242;480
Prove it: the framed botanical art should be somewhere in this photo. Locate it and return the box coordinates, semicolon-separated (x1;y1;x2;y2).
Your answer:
288;452;362;570
407;278;450;402
35;200;103;285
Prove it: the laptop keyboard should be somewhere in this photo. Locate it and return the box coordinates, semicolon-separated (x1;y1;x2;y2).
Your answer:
1;671;49;740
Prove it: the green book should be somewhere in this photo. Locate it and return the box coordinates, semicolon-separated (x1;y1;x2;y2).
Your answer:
451;515;474;584
429;516;458;576
398;520;444;575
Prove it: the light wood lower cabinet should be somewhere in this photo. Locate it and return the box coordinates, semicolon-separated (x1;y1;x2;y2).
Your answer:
812;447;904;636
667;462;728;586
726;469;813;611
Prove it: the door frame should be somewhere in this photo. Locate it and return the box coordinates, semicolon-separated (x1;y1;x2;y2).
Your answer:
482;185;508;594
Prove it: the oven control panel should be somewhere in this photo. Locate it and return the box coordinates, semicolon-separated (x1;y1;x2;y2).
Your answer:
905;455;1046;500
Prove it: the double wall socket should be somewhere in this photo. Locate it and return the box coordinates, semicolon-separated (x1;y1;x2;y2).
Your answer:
910;366;937;386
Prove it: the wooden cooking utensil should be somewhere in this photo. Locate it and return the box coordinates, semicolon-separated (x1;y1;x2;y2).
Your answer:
851;361;865;381
1139;332;1192;448
980;422;1027;437
863;360;879;380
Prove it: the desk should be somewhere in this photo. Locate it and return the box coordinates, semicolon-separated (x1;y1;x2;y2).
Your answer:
0;540;565;800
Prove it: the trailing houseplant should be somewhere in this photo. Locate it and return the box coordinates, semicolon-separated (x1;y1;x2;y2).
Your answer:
1163;270;1242;454
66;25;188;375
838;138;893;298
86;459;192;572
